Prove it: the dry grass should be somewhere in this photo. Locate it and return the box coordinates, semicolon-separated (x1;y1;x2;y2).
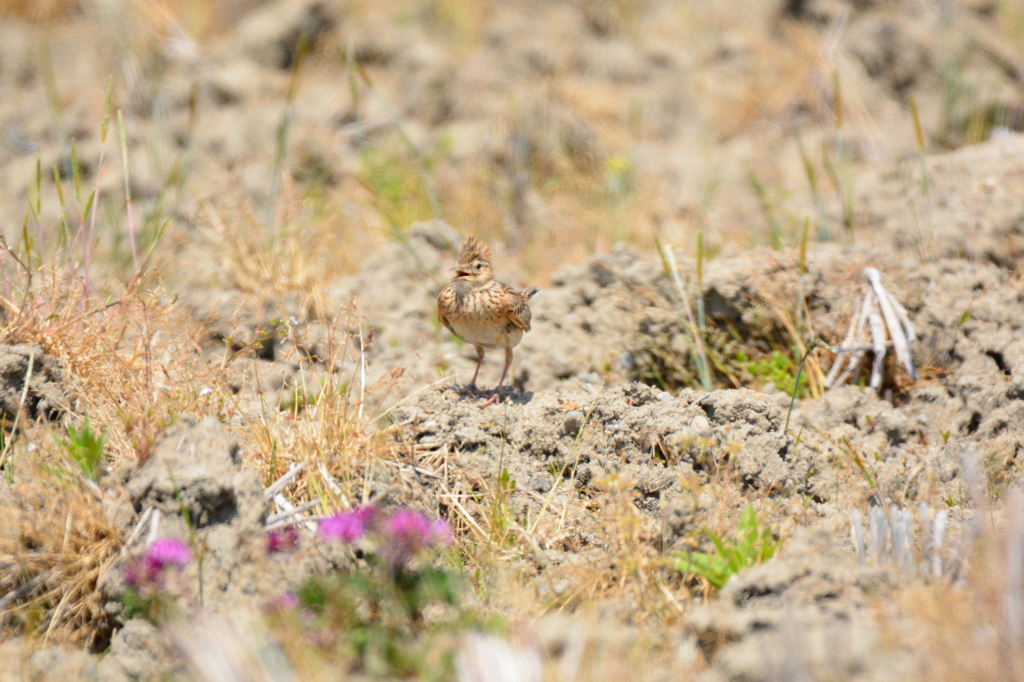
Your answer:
0;0;77;22
0;258;229;648
0;469;120;650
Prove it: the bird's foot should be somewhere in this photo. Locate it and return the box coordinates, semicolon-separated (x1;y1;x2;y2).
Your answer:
478;386;514;408
449;383;484;398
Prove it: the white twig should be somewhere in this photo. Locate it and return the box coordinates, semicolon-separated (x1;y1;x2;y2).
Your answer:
273;493;317;532
865;268;917;381
264;461;304;499
97;506;155;588
317;462;344;498
266;499;320;525
146;508;162;545
827;269;917;392
866;301;887;389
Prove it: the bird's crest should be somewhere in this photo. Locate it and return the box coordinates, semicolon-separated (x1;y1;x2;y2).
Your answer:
457;236;491;265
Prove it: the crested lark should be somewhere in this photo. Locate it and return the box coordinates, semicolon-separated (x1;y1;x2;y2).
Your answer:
437;236;538;401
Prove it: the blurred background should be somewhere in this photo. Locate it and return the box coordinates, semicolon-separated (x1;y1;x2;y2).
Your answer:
2;0;1023;289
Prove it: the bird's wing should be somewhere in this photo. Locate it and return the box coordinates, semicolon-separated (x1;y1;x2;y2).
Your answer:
437;287;457;335
501;284;534;332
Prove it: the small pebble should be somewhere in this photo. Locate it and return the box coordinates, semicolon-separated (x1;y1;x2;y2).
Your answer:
563;410;585;436
529;475;553;494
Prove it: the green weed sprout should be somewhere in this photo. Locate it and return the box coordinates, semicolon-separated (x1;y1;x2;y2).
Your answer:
673;504;780;590
62;416;105;484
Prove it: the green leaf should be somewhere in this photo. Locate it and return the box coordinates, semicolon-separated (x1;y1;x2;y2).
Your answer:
673;504;780;591
62;416;105;483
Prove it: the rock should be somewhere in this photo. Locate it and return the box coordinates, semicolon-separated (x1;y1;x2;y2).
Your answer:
233;0;337;69
26;646;100;681
528;474;552;493
392;383;797;533
562;410;585;436
96;619;181;682
201;60;264;107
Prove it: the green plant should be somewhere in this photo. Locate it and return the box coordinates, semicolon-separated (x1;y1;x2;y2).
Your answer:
485;466;518;547
61;416;105;484
742;349;804;395
797;133;830;242
673;504;780;590
823;69;855;239
908;94;934;263
784;339;833;433
352;59;442;232
267;34;309;231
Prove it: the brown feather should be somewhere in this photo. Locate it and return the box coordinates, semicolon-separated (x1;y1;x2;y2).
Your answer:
501;284;534;332
437;300;455;335
458;236;491;265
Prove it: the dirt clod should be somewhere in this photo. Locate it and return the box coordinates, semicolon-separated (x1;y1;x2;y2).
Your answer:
126;416;266;532
0;345;68;423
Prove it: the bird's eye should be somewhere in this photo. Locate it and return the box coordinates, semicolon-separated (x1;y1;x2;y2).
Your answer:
474;263;482;271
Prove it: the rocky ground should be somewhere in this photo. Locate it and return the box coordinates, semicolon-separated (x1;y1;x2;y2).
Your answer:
1;1;1024;681
4;194;1024;677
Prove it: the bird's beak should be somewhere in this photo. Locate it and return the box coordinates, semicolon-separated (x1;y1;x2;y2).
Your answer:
453;266;471;278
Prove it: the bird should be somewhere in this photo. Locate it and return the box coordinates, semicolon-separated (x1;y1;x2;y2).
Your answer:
437;236;539;404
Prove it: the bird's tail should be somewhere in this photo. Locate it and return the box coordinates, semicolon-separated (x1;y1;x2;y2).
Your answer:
521;286;539;300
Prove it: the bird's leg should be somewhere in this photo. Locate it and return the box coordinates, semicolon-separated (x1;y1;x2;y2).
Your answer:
459;345;486;395
480;348;515;407
496;346;514;390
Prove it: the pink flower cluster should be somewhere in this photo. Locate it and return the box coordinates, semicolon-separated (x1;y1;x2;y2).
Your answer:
126;537;192;587
317;506;452;568
385;510;452;549
382;509;452;569
319;505;376;542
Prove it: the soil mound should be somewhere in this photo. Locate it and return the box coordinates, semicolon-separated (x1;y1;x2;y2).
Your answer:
393;383;797;520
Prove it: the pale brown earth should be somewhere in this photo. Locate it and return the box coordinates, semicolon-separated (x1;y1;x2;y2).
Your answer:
1;1;1024;680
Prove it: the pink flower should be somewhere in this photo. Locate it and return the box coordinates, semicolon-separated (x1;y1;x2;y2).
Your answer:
382;510;452;568
385;509;431;539
319;506;374;543
266;592;298;612
146;538;192;569
126;537;191;587
386;510;451;546
124;562;154;587
267;528;299;553
429;518;453;546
